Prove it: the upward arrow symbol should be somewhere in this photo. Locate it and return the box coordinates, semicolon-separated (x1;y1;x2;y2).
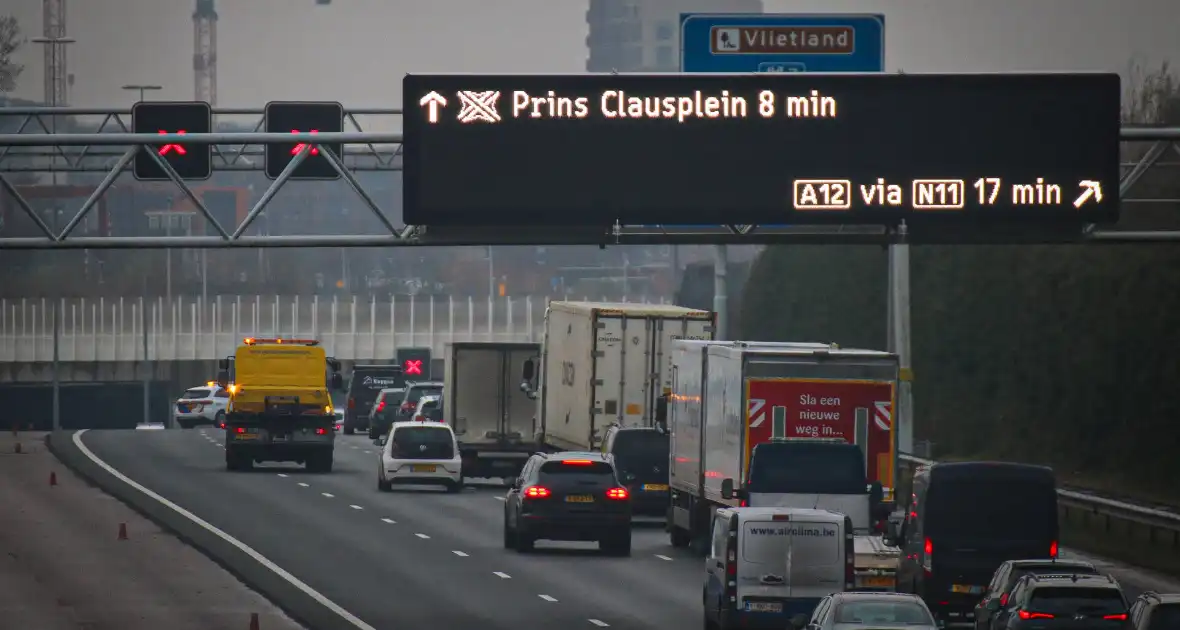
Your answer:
419;91;447;124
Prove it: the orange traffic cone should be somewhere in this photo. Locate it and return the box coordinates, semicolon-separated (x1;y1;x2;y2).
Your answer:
117;523;128;540
49;472;57;486
249;612;260;630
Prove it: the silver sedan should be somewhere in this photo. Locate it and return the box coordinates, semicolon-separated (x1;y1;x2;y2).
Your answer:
796;592;938;630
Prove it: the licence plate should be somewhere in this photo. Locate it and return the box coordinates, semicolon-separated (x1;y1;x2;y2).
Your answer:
745;602;783;613
861;576;896;588
272;434;289;442
234;432;258;440
410;464;437;473
565;495;594;503
642;483;669;491
952;584;983;594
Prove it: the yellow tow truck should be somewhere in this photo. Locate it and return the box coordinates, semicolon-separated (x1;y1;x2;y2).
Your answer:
216;337;344;472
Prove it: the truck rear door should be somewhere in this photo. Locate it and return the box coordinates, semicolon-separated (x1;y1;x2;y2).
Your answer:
502;346;538;440
594;313;652;430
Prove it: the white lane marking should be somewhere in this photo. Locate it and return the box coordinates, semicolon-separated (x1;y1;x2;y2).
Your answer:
349;504;363;510
218;445;225;449
655;554;673;561
381;518;396;524
277;473;288;478
321;492;335;498
363;450;373;454
72;429;377;630
493;496;506;502
414;533;430;539
493;571;511;579
297;482;310;487
350;446;359;450
452;550;469;557
538;594;558;602
588;620;609;627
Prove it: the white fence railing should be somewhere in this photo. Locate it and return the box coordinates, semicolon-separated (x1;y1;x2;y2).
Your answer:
0;294;669;362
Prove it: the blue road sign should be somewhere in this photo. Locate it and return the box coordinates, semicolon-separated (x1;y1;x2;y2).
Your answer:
657;13;884;228
680;13;885;73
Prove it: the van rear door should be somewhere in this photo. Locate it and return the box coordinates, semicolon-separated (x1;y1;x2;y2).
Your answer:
785;518;844;600
738;517;793;610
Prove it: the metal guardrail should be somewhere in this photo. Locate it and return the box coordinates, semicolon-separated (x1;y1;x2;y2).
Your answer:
897;453;1180;535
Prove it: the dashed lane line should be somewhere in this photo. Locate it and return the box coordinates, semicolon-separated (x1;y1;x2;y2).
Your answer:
655;554;673;561
538;594;558;602
322;492;335;498
588;620;609;627
71;429;377;630
297;482;310;487
493;572;511;579
415;533;430;539
452;550;469;557
277;473;289;478
381;518;396;524
350;504;364;510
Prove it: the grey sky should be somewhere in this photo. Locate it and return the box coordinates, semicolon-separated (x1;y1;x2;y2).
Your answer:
5;0;1180;108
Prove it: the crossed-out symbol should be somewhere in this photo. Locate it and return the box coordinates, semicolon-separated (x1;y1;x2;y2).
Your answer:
456;91;502;124
157;130;187;155
403;359;423;375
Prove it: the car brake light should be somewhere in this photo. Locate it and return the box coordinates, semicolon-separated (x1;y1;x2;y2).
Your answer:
348;398;355;409
375;401;385;412
1000;593;1009;606
1018;611;1054;620
314;428;327;435
1102;614;1127;620
606;487;628;500
1049;540;1058;557
523;486;550;498
924;538;933;554
563;460;593;465
235;427;246;434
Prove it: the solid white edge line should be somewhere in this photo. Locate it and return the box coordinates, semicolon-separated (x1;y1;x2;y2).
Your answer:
71;429;377;630
588;619;609;626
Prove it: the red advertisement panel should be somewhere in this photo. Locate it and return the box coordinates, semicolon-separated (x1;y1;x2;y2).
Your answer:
745;378;896;487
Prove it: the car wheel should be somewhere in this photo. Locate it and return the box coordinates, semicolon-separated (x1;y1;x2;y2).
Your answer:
213;411;225;427
670;526;691;548
514;527;535;553
502;518;514;549
603;529;632;556
377;476;392;492
445;480;462;493
177;418;192;429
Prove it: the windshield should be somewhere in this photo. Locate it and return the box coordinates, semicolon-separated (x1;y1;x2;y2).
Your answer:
404;386;442;404
926;476;1057;540
181;389;211;399
610;431;669;483
834;600;934;625
747;442;866;494
391;426;454;460
539;460;618;485
1148;604;1180;630
1028;587;1125;616
418;398;441;411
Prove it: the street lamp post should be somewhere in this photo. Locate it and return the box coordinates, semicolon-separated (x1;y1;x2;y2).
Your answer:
122;84;163;102
32;36;75;433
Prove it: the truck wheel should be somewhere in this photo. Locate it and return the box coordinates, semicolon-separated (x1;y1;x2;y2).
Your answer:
602;529;632;556
308;451;334;473
670;526;691;548
225;449;251;471
445;479;462;493
343;425;354;435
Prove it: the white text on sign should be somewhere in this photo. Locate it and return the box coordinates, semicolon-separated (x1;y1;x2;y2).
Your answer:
502;89;838;123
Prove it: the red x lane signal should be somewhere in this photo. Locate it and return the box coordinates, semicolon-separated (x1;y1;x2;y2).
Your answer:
290;129;320;156
157;129;188;155
403;359;423;376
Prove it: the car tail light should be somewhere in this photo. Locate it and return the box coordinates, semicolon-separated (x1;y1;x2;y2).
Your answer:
375;401;385;413
234;427;246;434
218;422;225;429
1049;540;1058;557
1018;611;1054;620
348;398;355;409
924;538;933;554
1102;614;1127;621
606;487;628;500
1000;593;1009;606
923;538;933;576
314;428;327;435
523;486;550;499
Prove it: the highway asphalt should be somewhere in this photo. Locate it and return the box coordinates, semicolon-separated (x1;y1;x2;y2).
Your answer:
60;428;705;630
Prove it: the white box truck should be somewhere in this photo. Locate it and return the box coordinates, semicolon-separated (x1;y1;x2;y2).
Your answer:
444;342;541;480
667;340;902;590
523;302;715;452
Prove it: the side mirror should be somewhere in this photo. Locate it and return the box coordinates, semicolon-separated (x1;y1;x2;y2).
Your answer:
327;358;341;371
218;358;229;370
655;394;669;426
511;477;523;490
790;613;809;629
720;478;735;500
522;359;535;381
330;373;344;390
885;519;899;540
215;369;229;388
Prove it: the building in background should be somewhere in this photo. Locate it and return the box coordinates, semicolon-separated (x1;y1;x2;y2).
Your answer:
585;0;763;72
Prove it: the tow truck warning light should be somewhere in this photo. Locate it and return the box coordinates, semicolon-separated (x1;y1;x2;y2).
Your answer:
242;337;320;346
291;129;320;155
403;359;424;376
157;130;188;155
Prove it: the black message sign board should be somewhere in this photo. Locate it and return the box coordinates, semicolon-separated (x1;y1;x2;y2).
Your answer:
402;73;1119;229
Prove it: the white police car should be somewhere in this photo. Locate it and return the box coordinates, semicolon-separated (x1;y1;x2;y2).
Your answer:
174;382;229;429
376;420;462;493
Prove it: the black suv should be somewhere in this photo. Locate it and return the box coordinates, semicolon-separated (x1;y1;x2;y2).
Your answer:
502;452;632;555
995;573;1129;629
601;425;669;517
1129;591;1180;630
976;559;1098;630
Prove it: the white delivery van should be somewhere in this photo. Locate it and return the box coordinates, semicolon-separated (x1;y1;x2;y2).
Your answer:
704;507;853;630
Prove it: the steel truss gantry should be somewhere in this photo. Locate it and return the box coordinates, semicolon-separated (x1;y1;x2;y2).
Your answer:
0;118;1178;249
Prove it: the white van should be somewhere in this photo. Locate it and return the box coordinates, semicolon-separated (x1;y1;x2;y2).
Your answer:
377;421;463;493
704;507;853;630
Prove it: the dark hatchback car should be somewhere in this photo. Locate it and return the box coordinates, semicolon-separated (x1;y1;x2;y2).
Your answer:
892;462;1060;627
994;574;1129;629
975;559;1099;630
601;425;669;517
502;452;632;556
367;387;406;439
343;365;404;434
1129;591;1180;630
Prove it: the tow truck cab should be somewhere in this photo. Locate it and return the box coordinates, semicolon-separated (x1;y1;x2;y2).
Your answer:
217;337;345;472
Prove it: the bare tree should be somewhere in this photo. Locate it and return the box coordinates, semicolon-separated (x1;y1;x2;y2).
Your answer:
0;15;24;93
